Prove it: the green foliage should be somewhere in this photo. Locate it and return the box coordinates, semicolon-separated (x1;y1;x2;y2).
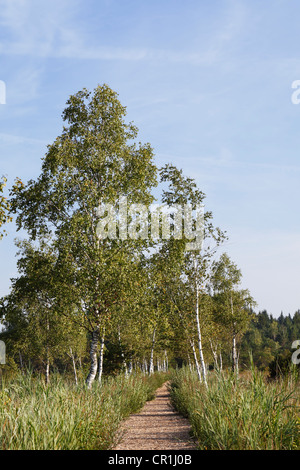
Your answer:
240;310;300;374
0;176;24;239
0;176;11;239
211;254;256;336
0;239;87;379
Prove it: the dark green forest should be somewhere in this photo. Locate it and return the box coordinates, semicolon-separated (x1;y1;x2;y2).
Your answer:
240;309;300;376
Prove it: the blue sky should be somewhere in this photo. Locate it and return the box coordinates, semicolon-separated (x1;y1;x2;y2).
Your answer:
0;0;300;317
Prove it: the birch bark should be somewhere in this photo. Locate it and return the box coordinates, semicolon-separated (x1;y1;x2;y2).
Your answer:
210;339;219;371
149;328;156;375
69;348;78;385
194;259;208;387
86;326;100;388
164;349;168;372
232;332;238;376
45;315;50;385
230;294;239;376
118;326;128;377
98;327;105;384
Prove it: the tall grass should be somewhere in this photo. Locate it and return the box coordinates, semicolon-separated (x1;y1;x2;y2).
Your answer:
170;366;300;450
0;370;168;450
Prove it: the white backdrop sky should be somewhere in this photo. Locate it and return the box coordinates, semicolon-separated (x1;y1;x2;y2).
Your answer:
0;0;300;317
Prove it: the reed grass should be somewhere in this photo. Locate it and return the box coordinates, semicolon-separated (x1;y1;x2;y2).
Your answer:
169;365;300;450
0;370;168;450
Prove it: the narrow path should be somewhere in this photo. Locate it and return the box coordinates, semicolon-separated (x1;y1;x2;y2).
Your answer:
114;382;198;450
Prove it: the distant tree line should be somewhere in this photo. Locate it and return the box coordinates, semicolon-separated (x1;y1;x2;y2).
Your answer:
239;309;300;376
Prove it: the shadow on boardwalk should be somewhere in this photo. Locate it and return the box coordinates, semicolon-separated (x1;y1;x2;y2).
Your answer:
114;382;198;451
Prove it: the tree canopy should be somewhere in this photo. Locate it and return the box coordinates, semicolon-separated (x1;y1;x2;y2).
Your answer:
0;83;272;385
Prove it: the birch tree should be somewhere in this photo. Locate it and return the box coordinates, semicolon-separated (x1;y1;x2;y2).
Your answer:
211;253;256;375
0;238;84;382
147;165;227;384
9;84;158;387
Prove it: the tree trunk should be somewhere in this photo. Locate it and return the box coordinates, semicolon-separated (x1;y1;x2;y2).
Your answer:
195;280;207;387
118;326;128;377
69;348;78;386
219;351;223;372
128;358;133;375
232;333;239;376
86;326;100;388
45;356;50;385
45;316;50;385
149;328;156;375
164;349;168;372
190;338;202;383
98;328;105;384
210;340;219;371
187;353;192;372
230;295;239;376
128;345;133;375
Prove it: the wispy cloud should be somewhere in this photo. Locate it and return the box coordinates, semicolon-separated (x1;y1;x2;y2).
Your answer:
0;132;47;145
0;0;247;65
0;0;82;58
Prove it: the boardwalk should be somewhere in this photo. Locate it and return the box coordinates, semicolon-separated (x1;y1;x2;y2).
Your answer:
114;382;198;451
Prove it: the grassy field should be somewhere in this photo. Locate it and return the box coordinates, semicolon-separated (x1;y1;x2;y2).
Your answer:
0;370;168;450
169;366;300;450
2;364;299;451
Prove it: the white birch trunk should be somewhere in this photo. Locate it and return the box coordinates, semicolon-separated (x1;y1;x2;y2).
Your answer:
45;316;50;385
232;333;238;376
164;349;168;372
118;326;128;377
86;326;99;388
69;348;78;385
210;339;219;371
128;358;133;375
195;278;208;387
149;328;156;375
230;294;239;376
98;328;105;384
187;353;192;372
45;357;50;385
